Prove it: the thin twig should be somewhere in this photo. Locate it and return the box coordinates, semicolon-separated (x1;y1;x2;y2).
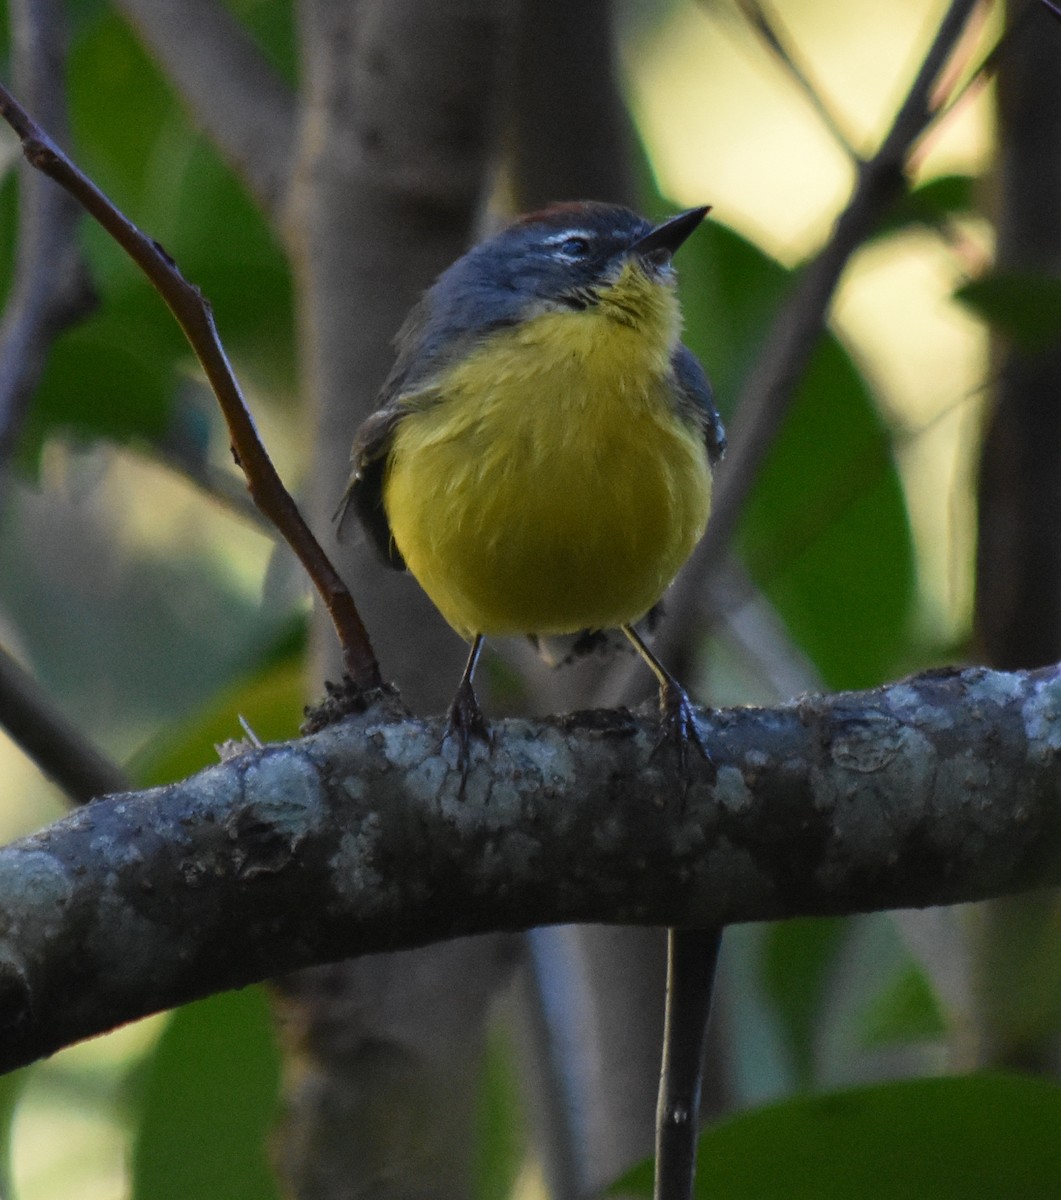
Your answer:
732;0;858;159
654;928;723;1200
0;82;382;693
911;0;1042;172
0;643;128;804
0;0;95;461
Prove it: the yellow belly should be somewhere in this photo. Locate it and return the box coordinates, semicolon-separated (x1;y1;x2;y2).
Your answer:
383;312;712;640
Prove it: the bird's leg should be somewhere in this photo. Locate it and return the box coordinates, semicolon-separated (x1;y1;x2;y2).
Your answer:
622;624;717;790
444;634;491;793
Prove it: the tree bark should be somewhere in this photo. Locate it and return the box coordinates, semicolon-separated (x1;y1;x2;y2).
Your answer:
282;5;515;1196
3;661;1061;1075
973;1;1061;1075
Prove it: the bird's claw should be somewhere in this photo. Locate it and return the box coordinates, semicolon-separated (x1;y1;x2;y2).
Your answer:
651;681;717;803
443;677;492;796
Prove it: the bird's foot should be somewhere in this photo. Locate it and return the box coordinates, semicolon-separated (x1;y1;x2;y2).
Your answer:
443;677;492;796
651;680;717;804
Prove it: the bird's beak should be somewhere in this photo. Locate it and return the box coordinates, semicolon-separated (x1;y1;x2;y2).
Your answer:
630;206;711;262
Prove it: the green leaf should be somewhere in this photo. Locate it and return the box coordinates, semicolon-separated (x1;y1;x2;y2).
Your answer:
68;11;176;211
761;918;849;1087
747;335;914;688
222;0;298;88
955;272;1061;352
860;962;948;1048
0;1068;30;1199
21;310;175;453
679;222;915;689
13;6;296;467
475;1027;527;1200
872;174;977;241
975;891;1061;1055
0;172;17;305
613;1074;1061;1199
678;221;789;411
130;987;282;1200
130;650;307;788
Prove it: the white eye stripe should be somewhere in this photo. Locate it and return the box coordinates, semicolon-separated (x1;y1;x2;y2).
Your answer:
542;229;594;245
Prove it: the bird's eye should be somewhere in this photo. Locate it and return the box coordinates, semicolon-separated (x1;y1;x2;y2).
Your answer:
558;236;591;260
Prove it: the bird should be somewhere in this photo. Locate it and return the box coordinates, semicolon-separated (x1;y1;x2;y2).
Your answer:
337;201;725;788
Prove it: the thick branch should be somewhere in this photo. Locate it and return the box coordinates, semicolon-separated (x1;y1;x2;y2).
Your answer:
2;660;1060;1073
113;0;296;223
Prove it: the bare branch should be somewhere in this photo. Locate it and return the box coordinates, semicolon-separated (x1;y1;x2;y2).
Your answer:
654;927;722;1200
0;80;381;692
113;0;296;223
732;0;859;159
2;659;1061;1073
0;0;95;461
0;643;128;804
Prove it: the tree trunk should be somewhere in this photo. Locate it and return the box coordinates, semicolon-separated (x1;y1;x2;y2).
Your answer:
973;0;1061;1074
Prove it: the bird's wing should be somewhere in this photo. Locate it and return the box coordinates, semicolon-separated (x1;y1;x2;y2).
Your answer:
673;343;726;466
333;295;454;567
334;285;521;564
335;373;446;567
334;401;410;567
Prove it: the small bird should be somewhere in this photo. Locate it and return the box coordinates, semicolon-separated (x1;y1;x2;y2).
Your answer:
338;201;725;785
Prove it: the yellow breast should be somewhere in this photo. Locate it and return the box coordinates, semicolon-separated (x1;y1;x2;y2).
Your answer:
383;284;711;641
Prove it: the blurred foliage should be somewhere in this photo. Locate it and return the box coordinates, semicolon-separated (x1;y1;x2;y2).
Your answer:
128;988;282;1200
679;222;915;689
224;0;297;85
0;1068;28;1198
873;174;977;242
761;918;849;1088
972;891;1061;1061
859;961;948;1049
131;631;306;788
0;172;16;307
474;1027;528;1200
8;5;295;469
2;5;303;1194
614;1074;1061;1199
956;272;1061;352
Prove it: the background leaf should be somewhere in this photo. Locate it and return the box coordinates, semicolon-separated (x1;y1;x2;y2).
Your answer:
614;1074;1061;1199
131;636;307;787
129;987;282;1200
474;1027;527;1200
872;174;976;241
859;961;948;1048
680;222;915;688
761;917;849;1088
956;272;1061;352
0;1068;29;1198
